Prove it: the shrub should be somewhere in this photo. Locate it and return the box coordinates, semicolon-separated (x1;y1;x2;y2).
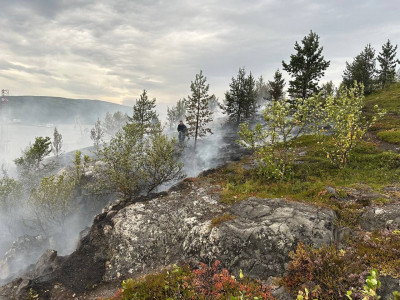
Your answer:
377;129;400;144
108;262;275;300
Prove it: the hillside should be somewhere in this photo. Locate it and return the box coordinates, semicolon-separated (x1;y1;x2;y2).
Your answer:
5;96;131;124
1;85;400;299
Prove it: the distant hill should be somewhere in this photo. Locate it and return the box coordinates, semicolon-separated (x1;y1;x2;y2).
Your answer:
4;96;131;124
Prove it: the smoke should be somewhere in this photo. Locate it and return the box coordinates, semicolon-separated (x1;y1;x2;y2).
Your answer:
0;102;242;286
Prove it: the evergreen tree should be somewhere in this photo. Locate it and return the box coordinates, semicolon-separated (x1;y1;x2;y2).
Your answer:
342;44;377;95
175;98;186;121
221;67;257;124
185;70;213;148
52;127;63;157
103;111;128;136
166;106;178;129
377;39;400;88
128;90;158;133
268;69;286;101
282;31;330;102
255;75;270;105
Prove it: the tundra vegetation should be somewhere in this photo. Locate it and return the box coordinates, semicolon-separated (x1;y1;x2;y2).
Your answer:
1;31;400;299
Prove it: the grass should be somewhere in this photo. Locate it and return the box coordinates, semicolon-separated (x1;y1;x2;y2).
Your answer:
208;134;400;227
376;129;400;144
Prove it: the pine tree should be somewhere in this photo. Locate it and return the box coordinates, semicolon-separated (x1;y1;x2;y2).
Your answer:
377;39;400;88
221;67;257;124
128;90;158;133
175;98;186;121
282;31;330;102
342;44;377;95
52;127;63;157
268;69;286;101
255;75;270;105
185;70;213;148
166;106;177;129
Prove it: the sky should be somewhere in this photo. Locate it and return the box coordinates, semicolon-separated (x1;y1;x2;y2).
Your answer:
0;0;399;106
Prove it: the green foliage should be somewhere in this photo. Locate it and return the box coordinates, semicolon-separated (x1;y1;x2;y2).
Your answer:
377;40;399;89
29;173;76;236
73;150;90;183
52;127;63;157
128;89;158;133
255;75;270;105
94;122;184;200
362;269;381;299
316;82;385;168
343;44;377;95
238;97;319;181
376;129;400;144
185;70;214;148
0;173;23;234
268;69;285;102
221;67;258;124
0;173;23;214
167;99;187;129
15;136;52;171
14;136;53;190
108;262;275;300
282;30;330;102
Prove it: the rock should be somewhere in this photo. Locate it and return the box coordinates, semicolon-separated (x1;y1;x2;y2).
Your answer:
104;193;336;282
360;204;400;231
380;276;400;300
0;235;49;284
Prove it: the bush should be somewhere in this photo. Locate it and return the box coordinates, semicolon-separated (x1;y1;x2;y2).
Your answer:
108;262;275;300
93;123;184;200
377;129;400;144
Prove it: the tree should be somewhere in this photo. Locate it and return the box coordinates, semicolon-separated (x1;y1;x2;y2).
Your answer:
175;98;186;121
90;118;104;148
166;106;178;129
377;39;400;88
103;111;129;137
93;122;184;200
128;90;158;133
0;173;23;234
238;97;319;181
268;69;286;101
342;44;377;95
52;127;63;157
15;136;52;173
221;67;257;124
282;31;330;102
14;136;53;191
29;173;76;236
255;75;270;105
185;70;213;148
316;82;385;168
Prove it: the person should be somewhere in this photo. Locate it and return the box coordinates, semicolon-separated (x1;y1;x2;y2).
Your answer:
177;120;187;145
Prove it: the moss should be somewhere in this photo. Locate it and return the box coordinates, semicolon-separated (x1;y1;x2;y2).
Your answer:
210;213;236;228
377;129;400;144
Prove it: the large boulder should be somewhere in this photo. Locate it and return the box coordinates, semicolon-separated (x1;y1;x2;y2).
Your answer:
104;186;337;281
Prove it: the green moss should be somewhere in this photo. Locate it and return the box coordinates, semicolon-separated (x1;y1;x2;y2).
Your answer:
210;213;236;228
377;129;400;144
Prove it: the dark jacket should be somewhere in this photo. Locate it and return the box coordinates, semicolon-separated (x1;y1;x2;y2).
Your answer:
177;124;187;132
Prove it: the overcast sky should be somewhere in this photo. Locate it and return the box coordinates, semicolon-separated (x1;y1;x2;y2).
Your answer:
0;0;399;106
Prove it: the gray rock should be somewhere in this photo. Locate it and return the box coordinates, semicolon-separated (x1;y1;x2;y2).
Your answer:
104;192;337;281
360;204;400;231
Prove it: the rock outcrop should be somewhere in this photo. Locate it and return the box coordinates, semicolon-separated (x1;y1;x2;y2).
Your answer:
0;178;338;299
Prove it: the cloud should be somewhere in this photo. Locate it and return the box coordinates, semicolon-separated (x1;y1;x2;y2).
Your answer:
0;0;399;104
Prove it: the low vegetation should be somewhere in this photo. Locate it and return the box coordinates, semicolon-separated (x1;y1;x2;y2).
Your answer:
107;261;275;300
